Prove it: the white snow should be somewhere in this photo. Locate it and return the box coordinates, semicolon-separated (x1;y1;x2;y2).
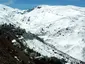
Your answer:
0;4;85;62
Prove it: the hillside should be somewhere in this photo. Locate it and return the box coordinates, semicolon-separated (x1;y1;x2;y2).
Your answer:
0;4;85;63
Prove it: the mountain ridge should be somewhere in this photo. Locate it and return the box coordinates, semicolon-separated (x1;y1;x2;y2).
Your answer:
0;4;85;63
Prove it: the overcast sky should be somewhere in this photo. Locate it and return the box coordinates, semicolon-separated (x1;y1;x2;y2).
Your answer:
0;0;85;9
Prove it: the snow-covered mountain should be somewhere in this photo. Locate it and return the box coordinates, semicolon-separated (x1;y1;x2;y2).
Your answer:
0;4;85;63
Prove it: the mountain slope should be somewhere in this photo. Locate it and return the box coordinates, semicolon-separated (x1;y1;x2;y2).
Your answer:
0;4;85;63
23;5;85;61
